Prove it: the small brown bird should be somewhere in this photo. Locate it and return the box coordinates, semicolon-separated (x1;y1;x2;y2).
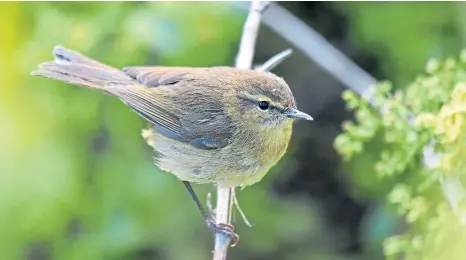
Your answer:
32;46;313;244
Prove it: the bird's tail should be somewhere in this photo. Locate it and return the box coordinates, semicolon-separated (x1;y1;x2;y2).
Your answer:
31;45;135;89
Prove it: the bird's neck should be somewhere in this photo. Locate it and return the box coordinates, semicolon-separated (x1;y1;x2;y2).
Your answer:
250;121;293;166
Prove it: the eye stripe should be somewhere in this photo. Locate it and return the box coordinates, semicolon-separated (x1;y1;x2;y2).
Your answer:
238;92;286;111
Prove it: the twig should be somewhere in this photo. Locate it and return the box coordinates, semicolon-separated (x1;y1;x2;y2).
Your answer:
212;1;269;260
234;1;466;223
233;2;376;94
213;188;234;260
206;192;214;219
235;0;269;70
232;189;253;227
256;48;293;72
423;141;466;223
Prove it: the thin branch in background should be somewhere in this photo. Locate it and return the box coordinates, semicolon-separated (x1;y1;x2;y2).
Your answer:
238;2;377;95
232;188;253;227
233;2;466;223
424;143;466;224
234;0;269;70
206;192;214;219
213;1;269;259
441;176;466;223
256;48;293;72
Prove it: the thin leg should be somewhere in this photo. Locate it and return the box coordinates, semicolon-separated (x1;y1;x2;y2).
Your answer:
182;181;239;246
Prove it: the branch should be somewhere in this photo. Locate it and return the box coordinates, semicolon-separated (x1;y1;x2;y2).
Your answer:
233;2;376;94
255;48;293;72
234;2;466;223
234;0;269;70
213;1;269;260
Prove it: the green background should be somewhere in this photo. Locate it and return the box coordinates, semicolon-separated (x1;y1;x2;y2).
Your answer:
1;2;464;260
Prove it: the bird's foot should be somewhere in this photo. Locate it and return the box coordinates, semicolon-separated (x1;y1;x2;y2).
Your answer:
207;221;240;247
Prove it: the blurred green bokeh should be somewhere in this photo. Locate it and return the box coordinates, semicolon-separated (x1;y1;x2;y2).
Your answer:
1;2;465;260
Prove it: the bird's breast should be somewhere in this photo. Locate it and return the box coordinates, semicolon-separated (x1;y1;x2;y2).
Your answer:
229;121;293;187
142;121;293;188
251;122;293;164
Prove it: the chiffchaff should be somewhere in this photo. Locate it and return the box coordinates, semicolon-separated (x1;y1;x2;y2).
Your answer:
32;46;313;245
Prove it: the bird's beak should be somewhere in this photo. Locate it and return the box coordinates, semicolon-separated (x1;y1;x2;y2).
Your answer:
284;108;313;121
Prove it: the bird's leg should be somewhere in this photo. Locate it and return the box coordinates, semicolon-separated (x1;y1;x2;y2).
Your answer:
232;188;253;227
182;181;240;246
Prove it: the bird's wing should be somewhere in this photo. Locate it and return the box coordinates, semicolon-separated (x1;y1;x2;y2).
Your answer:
106;84;185;139
111;67;232;150
123;66;201;88
33;45;232;150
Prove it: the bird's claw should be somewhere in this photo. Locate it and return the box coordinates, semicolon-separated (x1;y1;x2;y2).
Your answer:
208;222;240;247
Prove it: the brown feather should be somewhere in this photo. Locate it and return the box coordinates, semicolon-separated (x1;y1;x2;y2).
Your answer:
123;66;201;88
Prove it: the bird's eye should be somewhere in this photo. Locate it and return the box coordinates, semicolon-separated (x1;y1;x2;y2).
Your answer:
258;101;269;110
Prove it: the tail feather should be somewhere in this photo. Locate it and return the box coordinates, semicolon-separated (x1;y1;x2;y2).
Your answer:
32;45;135;89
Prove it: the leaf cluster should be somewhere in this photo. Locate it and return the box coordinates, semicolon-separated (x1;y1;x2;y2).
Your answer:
335;51;466;259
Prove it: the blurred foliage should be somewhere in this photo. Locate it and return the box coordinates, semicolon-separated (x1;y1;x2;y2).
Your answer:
337;2;463;86
3;1;466;260
335;52;466;259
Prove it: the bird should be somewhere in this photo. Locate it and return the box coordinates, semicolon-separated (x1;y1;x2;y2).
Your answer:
31;45;313;245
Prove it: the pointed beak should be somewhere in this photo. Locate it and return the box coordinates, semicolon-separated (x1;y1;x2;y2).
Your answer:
284;108;313;121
